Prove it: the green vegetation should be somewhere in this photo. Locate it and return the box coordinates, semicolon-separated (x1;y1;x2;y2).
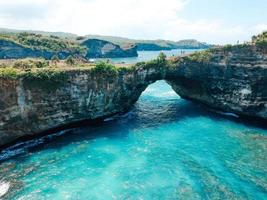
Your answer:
157;52;167;65
0;32;87;56
0;58;65;82
0;27;78;38
92;61;118;76
85;35;211;50
22;68;68;90
0;67;19;79
23;68;67;82
252;31;267;43
252;31;267;52
140;53;169;70
187;50;213;62
0;28;212;50
13;59;49;69
222;44;233;51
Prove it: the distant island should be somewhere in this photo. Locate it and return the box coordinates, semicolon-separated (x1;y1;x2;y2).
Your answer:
84;35;212;50
0;28;212;60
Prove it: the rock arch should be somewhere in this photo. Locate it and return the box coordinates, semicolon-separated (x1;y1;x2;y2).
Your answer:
0;52;267;148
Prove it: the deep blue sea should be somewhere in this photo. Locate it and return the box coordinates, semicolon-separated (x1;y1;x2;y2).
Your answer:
0;80;267;199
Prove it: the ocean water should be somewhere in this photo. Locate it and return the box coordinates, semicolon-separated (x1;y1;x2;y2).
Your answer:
96;49;198;64
0;81;267;200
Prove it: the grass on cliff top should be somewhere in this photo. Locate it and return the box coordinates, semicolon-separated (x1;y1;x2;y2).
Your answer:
0;32;87;55
252;31;267;52
220;31;267;53
0;57;134;80
0;53;170;81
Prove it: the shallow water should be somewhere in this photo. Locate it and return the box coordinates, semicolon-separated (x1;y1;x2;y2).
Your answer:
96;49;198;64
0;81;267;200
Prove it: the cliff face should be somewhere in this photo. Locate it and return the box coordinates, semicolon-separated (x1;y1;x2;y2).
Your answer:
0;40;71;60
0;45;266;148
167;47;267;119
0;67;163;147
82;39;138;58
0;38;138;60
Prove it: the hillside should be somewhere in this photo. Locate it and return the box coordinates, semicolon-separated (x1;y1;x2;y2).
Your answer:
0;32;137;59
0;28;77;38
0;28;212;51
85;35;211;50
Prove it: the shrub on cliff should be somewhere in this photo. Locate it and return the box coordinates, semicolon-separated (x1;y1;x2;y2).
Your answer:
157;52;167;64
140;53;168;70
22;68;68;90
256;40;267;53
0;68;18;79
251;31;267;52
187;50;212;62
13;59;49;69
92;61;118;76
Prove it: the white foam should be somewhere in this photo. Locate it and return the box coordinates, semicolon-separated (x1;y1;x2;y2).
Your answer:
0;181;10;198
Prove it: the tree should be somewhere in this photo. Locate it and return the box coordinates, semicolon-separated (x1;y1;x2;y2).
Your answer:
66;56;75;65
157;52;167;65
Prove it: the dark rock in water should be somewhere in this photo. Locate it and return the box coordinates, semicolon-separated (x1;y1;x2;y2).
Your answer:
0;45;266;148
82;39;138;58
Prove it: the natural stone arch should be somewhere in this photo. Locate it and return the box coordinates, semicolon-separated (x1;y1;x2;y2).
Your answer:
0;52;266;148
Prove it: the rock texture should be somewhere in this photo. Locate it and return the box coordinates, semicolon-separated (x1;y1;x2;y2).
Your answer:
0;67;163;147
0;39;138;60
167;46;267;119
0;45;266;147
82;39;138;58
0;40;71;60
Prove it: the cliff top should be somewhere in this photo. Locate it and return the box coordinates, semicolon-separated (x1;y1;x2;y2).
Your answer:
0;58;136;81
0;27;212;51
0;32;86;54
1;32;267;81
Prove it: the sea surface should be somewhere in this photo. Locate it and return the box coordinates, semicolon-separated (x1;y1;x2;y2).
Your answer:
96;49;198;64
0;80;267;199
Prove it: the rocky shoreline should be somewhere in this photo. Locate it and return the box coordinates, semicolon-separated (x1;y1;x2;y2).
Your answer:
0;44;266;148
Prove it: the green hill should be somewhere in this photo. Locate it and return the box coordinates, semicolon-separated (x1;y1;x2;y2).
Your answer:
0;31;137;59
0;28;212;51
0;28;77;38
85;35;211;50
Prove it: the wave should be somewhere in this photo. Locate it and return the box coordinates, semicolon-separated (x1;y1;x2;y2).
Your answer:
0;181;10;198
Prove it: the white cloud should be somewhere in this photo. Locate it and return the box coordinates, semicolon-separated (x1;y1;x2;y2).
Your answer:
0;0;266;44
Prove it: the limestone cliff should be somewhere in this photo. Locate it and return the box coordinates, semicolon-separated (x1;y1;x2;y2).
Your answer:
0;40;71;60
167;46;267;119
0;45;266;148
0;66;163;147
82;39;138;58
0;33;138;60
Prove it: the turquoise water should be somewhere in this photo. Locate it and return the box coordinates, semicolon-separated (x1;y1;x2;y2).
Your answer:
0;81;267;199
96;49;198;64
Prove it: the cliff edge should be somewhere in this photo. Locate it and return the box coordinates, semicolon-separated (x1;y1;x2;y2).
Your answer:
0;39;266;147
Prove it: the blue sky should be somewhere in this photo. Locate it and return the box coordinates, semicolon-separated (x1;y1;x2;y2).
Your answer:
181;0;267;27
0;0;266;44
